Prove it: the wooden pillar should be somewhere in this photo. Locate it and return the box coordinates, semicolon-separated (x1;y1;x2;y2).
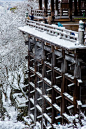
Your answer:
34;38;37;124
51;46;56;127
69;0;72;21
73;53;81;114
28;35;31;116
41;41;46;129
34;61;37;124
74;0;77;16
44;0;48;17
51;0;54;21
56;0;58;10
39;0;42;10
78;0;81;15
61;50;67;124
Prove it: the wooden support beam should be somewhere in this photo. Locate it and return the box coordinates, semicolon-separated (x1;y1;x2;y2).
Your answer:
61;50;67;124
78;0;81;15
51;0;54;21
56;0;58;10
39;0;42;10
51;46;56;125
44;0;48;17
73;54;81;114
74;0;77;16
69;0;72;21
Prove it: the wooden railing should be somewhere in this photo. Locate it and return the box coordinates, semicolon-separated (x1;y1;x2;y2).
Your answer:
31;9;44;17
26;20;78;42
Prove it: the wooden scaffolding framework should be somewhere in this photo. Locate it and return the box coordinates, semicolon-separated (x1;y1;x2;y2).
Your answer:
19;20;86;128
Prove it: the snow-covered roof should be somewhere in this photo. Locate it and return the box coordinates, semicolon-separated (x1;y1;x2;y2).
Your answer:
18;25;86;50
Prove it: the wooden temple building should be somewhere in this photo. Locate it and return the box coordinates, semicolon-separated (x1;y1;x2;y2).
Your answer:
19;20;86;128
30;0;86;21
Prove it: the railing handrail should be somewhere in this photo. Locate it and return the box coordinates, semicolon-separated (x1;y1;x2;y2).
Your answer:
26;20;78;42
27;20;78;34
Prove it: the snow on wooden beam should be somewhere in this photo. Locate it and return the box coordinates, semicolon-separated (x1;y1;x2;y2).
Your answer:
43;95;52;104
68;83;75;87
29;113;34;121
46;106;52;110
44;45;51;52
36;88;42;95
77;79;83;86
54;67;61;73
62;113;71;122
55;116;62;120
43;77;52;86
30;107;35;111
65;54;75;63
37;97;42;101
30;90;35;94
81;104;86;108
63;92;73;102
54;50;62;57
65;73;74;80
36;72;42;78
30;98;34;105
46;88;52;92
46;70;52;73
77;100;82;108
44;61;52;67
56;96;62;100
36;104;42;113
56;76;62;79
30;123;35;128
30;74;35;78
67;105;74;110
29;82;35;88
37;115;42;119
29;66;35;73
43;113;52;123
22;84;29;88
53;103;61;112
53;85;61;94
37;80;43;84
56;57;63;60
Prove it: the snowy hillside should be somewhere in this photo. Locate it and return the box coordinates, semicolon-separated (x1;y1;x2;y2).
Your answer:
0;1;37;129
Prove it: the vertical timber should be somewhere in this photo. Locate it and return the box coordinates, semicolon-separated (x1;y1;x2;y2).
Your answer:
39;0;42;10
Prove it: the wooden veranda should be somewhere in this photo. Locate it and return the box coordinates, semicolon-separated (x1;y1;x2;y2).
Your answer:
30;0;86;22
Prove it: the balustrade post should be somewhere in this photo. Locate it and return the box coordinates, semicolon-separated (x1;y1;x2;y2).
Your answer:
78;20;85;45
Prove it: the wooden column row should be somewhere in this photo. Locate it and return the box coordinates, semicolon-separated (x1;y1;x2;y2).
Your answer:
27;35;83;128
39;0;59;18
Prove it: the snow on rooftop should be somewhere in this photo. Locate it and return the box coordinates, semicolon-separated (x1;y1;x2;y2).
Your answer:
19;25;86;50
